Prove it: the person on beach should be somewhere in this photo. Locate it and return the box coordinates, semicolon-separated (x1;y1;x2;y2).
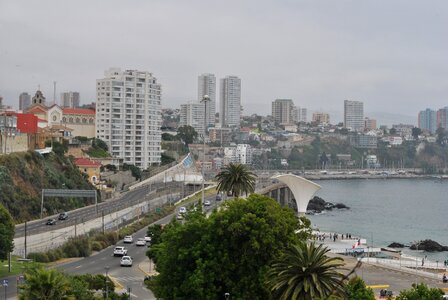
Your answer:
443;273;447;283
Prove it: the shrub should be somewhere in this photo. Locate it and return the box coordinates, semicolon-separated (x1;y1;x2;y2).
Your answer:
27;252;49;263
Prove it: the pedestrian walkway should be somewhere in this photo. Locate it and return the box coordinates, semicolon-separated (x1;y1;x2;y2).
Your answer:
313;231;448;282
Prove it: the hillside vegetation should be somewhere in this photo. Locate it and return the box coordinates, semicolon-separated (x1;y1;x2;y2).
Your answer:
0;151;96;222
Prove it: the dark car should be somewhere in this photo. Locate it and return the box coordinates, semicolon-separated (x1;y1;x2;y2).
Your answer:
58;212;68;220
46;219;57;225
215;194;222;201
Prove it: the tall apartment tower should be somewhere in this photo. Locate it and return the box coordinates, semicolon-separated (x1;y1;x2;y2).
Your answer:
220;76;241;128
179;101;205;136
198;73;216;127
418;108;436;134
344;100;364;131
19;92;31;111
96;68;162;169
293;106;307;123
437;107;448;130
61;92;80;108
272;99;294;125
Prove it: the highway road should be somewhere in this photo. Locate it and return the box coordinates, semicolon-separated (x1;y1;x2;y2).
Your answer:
3;194;218;300
14;182;182;238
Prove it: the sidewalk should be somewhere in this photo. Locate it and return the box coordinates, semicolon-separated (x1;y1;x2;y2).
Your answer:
315;233;447;282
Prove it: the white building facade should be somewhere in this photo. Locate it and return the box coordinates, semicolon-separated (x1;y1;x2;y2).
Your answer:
220;76;241;128
223;144;252;165
96;68;162;169
198;73;216;127
344;100;364;131
179;101;205;136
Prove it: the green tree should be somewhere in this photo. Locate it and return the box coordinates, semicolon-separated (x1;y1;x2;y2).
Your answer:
150;194;308;299
345;277;375;300
215;163;257;197
266;242;346;300
436;127;448;145
19;267;70;300
122;163;142;180
92;138;108;151
162;132;178;141
177;125;198;147
395;283;444;300
412;127;422;139
0;203;14;260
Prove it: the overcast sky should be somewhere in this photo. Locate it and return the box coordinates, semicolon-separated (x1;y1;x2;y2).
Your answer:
1;0;447;124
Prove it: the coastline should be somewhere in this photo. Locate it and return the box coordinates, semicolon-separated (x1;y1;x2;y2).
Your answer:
304;173;446;181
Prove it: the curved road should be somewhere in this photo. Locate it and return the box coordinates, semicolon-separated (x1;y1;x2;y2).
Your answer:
14;183;182;238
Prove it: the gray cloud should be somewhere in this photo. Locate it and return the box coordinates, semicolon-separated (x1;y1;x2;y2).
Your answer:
1;0;448;124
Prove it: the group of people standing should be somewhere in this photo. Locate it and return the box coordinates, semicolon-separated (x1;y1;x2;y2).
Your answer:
314;232;354;242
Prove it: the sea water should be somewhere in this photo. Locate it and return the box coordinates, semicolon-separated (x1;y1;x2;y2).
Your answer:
308;178;448;262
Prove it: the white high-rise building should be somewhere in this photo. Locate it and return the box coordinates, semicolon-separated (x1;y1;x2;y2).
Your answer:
179;101;205;136
293;106;307;123
272;99;294;125
344;100;364;131
198;73;216;127
61;92;80;108
96;68;162;169
220;76;241;128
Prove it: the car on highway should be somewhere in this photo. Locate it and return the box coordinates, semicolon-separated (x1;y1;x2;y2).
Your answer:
120;256;133;267
123;235;133;243
144;236;152;243
58;212;68;220
136;238;146;246
204;200;211;206
179;206;187;214
215;194;222;201
46;219;57;225
113;246;128;256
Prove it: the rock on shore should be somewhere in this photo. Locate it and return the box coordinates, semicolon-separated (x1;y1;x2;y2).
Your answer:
388;242;405;248
307;196;349;213
410;239;448;252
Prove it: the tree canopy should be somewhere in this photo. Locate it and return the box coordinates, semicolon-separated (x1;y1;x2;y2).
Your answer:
177;125;198;146
0;202;14;260
266;242;346;300
395;283;444;300
215;163;256;197
149;194;309;299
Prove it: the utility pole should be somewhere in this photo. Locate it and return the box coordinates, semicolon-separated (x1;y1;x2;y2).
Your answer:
24;222;27;259
201;95;210;207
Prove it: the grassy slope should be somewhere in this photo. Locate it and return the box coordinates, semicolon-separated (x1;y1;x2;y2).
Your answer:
0;151;95;222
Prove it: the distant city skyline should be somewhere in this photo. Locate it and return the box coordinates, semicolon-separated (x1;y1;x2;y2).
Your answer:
2;1;448;122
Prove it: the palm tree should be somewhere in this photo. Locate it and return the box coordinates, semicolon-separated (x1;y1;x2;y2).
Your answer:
266;242;346;300
19;267;70;300
215;162;257;197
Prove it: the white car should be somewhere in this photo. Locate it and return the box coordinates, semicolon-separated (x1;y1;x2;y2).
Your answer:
176;213;184;220
179;206;187;214
120;256;133;267
204;200;211;206
144;236;152;243
136;238;146;246
123;235;133;244
113;246;127;257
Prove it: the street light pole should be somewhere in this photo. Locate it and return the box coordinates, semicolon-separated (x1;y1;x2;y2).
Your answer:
200;95;210;207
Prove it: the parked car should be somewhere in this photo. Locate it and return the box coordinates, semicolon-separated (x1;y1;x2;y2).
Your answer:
136;238;146;246
120;256;133;267
179;206;187;214
113;246;128;256
176;213;184;220
144;236;152;243
46;219;56;225
204;200;211;206
58;212;68;220
123;235;133;244
215;194;222;201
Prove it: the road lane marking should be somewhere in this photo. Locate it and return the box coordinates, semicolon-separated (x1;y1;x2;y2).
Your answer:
367;285;390;289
